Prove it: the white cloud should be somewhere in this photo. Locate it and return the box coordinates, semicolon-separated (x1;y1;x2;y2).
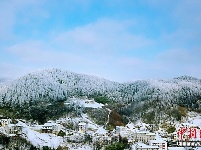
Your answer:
157;48;200;64
4;18;155;81
151;48;201;78
55;18;153;55
2;1;201;82
0;0;47;40
0;63;33;79
6;16;201;81
7;40;84;65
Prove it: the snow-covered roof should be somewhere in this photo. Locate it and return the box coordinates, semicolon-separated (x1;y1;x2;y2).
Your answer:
43;123;53;127
67;98;104;108
8;134;16;137
146;133;155;136
47;120;55;123
7;124;15;127
22;126;63;149
95;126;107;135
126;122;135;129
78;122;86;125
1;119;11;121
149;139;166;143
132;142;159;149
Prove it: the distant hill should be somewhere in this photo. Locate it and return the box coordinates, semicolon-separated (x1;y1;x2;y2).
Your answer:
0;68;121;105
0;69;201;124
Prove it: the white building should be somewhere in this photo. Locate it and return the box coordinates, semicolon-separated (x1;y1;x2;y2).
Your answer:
116;126;156;143
78;122;87;133
5;124;22;135
52;123;62;134
42;120;63;134
0;119;12;127
132;131;156;143
116;126;128;137
42;122;53;133
149;140;167;150
132;143;159;150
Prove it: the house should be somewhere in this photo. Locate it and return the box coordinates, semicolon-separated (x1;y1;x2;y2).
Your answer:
146;133;156;142
132;131;156;143
116;126;128;137
116;126;126;134
170;132;177;140
78;122;87;133
56;119;63;124
149;140;167;150
112;133;119;142
0;119;12;127
126;122;135;130
52;123;63;135
92;133;112;145
132;143;159;150
5;124;22;135
42;121;63;135
42;122;53;133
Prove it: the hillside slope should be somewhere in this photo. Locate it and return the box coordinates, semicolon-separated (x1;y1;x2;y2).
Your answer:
0;69;121;105
0;69;201;124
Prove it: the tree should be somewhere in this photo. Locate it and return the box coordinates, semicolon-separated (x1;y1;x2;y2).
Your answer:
105;142;127;150
57;130;66;137
167;126;176;134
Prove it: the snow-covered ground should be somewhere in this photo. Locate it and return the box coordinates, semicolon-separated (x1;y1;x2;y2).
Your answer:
66;97;104;108
1;107;201;150
68;144;92;150
0;144;4;149
188;111;201;126
173;111;201;130
18;121;64;149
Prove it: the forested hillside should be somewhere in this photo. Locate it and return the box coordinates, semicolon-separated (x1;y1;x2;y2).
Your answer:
0;69;201;124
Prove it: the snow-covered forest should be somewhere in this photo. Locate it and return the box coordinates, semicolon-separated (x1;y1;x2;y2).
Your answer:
0;69;200;108
0;68;201;126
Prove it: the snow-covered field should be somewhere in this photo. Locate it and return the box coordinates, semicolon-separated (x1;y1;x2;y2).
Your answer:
65;97;104;109
18;122;64;149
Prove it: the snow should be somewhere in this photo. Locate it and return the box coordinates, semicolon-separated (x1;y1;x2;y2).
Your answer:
187;112;201;126
0;68;121;104
1;68;201;105
0;144;4;149
1;69;201;149
22;127;63;149
67;98;104;108
17;121;63;149
126;122;135;129
95;126;107;135
68;144;92;150
132;142;159;150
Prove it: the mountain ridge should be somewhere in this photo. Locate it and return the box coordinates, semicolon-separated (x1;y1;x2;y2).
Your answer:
0;68;201;124
0;68;201;105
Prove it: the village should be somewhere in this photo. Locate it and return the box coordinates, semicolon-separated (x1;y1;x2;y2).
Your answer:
0;110;201;150
0;116;167;150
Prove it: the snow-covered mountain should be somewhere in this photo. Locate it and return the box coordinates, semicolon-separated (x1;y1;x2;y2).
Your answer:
0;69;121;105
0;69;201;111
124;76;201;103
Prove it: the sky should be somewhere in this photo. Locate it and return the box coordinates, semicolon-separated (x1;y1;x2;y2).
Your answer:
0;0;201;82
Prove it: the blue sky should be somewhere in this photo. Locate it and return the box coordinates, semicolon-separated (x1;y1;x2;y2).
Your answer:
0;0;201;82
